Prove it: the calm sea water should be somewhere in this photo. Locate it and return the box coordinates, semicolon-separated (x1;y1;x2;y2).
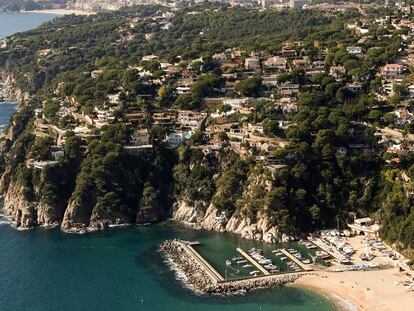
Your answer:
0;218;336;311
0;12;58;38
1;12;58;126
0;102;17;129
0;12;336;311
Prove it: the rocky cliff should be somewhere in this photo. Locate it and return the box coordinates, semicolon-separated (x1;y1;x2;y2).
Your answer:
0;71;30;104
173;161;294;243
0;106;291;242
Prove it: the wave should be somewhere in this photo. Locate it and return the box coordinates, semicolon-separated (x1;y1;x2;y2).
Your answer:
0;211;12;226
0;101;17;105
161;253;200;294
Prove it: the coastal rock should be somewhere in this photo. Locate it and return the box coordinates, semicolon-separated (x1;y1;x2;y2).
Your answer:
3;182;37;228
89;203;132;230
200;204;226;232
174;200;292;243
173;200;207;224
0;166;11;195
0;70;30;103
226;210;285;243
61;199;91;232
36;201;64;228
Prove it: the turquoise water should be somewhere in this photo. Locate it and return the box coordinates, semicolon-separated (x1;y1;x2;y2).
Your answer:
0;69;335;311
0;11;335;311
0;12;58;38
0;12;57;127
0;218;336;311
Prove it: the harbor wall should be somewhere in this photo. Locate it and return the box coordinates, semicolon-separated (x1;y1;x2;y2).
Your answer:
160;240;306;295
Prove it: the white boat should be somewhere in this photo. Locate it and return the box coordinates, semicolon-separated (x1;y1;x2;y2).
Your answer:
250;270;260;275
280;257;287;261
340;258;352;265
237;260;247;264
242;264;252;268
249;248;262;253
226;260;232;266
316;251;330;259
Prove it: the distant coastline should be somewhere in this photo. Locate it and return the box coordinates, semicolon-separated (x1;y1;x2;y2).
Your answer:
21;9;94;16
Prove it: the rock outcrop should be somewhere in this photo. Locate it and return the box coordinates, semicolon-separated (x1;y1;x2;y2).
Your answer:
173;201;292;243
173;200;208;225
3;182;37;229
0;70;30;103
61;199;93;232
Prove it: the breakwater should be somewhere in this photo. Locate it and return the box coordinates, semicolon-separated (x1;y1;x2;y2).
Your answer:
160;240;305;295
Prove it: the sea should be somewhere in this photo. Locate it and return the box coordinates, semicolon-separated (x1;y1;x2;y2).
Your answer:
0;13;337;311
0;12;59;38
0;12;60;128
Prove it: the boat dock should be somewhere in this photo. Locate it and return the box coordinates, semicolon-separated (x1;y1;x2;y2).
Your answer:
182;240;201;246
162;239;312;294
236;247;270;275
179;241;225;282
310;238;343;262
280;249;313;271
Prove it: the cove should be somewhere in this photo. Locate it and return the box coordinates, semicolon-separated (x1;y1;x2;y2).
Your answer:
0;212;336;311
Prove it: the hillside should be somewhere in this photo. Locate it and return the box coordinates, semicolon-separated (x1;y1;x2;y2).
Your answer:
0;5;413;259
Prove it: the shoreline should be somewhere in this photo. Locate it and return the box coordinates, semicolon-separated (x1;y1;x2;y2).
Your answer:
293;281;358;311
291;269;414;311
21;9;94;16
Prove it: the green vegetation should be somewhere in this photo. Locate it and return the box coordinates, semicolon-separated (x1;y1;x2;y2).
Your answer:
0;4;413;258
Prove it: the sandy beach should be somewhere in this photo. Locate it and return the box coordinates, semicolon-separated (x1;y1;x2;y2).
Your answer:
292;269;414;311
22;9;94;16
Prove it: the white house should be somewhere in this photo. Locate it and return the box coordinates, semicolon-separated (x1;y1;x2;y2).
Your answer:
244;57;260;71
165;130;194;147
346;46;363;55
177;110;207;131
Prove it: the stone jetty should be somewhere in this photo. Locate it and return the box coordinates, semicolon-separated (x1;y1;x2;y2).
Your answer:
159;240;305;295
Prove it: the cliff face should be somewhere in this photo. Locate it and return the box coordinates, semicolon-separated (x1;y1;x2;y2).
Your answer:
2;180;66;229
173;201;291;243
3;182;37;229
0;71;30;103
61;199;91;232
0;103;290;242
172;154;294;243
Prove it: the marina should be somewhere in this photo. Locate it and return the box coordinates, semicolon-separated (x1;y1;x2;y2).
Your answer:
160;220;414;299
160;239;309;294
279;249;313;272
180;241;224;282
162;238;321;285
236;247;270;275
